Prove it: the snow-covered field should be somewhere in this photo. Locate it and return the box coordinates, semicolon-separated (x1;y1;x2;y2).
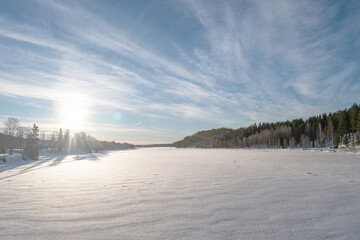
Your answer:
0;148;360;239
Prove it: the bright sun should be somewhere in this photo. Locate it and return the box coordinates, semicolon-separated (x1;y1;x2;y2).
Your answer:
58;102;88;131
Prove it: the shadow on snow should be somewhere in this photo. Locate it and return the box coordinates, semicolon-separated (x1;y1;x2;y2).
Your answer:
0;151;110;180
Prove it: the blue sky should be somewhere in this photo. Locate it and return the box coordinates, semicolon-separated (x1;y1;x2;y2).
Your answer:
0;0;360;144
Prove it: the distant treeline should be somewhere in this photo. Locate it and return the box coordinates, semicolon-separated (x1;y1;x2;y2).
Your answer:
1;118;134;160
0;133;40;153
174;103;360;149
47;129;134;154
135;143;174;148
0;120;40;160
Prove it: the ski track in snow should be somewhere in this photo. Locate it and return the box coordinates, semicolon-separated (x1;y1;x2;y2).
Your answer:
0;148;360;239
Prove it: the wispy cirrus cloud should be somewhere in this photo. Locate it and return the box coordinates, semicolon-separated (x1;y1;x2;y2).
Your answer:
0;0;359;143
184;0;360;118
0;2;239;126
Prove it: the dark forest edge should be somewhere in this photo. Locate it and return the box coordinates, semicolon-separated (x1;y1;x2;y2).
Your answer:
174;103;360;151
2;103;360;161
0;120;134;161
135;143;174;148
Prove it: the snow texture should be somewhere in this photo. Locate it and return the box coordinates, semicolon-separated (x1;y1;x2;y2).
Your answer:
0;148;360;239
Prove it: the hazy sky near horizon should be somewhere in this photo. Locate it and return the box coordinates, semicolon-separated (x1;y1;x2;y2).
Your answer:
0;0;360;144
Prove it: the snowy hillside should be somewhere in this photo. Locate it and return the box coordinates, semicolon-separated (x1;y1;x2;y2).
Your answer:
0;148;360;239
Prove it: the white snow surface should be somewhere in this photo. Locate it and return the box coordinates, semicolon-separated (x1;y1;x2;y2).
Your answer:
0;148;360;239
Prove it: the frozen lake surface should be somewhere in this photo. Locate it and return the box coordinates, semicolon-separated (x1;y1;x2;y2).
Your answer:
1;148;360;239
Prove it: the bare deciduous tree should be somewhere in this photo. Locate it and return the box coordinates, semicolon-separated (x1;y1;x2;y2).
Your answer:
16;126;26;153
3;118;20;155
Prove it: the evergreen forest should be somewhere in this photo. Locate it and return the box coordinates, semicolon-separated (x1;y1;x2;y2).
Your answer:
174;103;360;150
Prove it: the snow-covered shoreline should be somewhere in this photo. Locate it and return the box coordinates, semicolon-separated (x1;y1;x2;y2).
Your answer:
1;148;359;239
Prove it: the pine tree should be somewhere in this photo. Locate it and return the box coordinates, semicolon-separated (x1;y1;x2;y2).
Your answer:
327;117;334;149
344;136;349;147
23;124;39;160
304;122;311;148
16;126;26;153
337;110;350;136
1;133;5;161
334;134;340;148
57;128;64;153
64;129;70;154
317;121;323;150
49;132;57;153
349;103;359;131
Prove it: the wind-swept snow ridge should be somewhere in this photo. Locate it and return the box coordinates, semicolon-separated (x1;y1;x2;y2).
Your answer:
0;148;360;239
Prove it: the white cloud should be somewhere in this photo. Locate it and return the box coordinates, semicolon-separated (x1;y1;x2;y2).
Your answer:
0;0;359;142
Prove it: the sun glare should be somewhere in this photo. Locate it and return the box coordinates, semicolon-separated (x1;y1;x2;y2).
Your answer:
58;101;88;131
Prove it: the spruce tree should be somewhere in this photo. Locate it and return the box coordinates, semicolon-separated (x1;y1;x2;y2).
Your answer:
327;117;334;149
50;132;56;153
344;136;349;147
337;110;350;137
64;129;70;154
57;128;64;153
23;124;39;160
349;103;359;131
317;121;322;149
334;134;340;148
